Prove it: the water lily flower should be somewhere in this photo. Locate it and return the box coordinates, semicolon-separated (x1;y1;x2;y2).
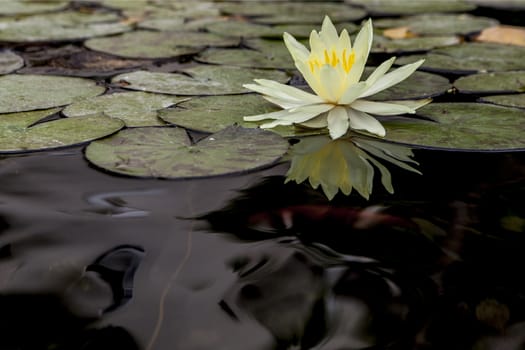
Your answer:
244;16;429;139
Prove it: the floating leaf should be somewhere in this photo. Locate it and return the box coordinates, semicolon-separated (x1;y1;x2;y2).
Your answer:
479;94;525;109
158;94;324;137
0;50;24;75
204;20;280;38
85;126;289;178
345;0;476;15
0;109;124;153
454;71;525;94
112;65;289;96
85;30;239;59
0;0;68;15
366;70;451;100
475;25;525;46
0;11;130;43
196;47;294;69
383;102;525;150
63;92;186;127
372;35;461;54
466;0;525;10
374;14;497;36
0;74;105;114
397;43;525;74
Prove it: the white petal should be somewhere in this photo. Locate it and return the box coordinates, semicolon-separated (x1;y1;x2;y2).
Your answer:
296;60;327;100
262;95;303;109
309;30;326;55
337;29;352;52
283;32;310;62
259;104;334;127
327;106;349;139
319;65;342;102
365;57;396;86
351;99;414;115
338;81;368;105
347;108;386;137
254;79;323;103
244;108;294;122
288;103;333;117
346;19;373;85
319;16;339;48
384;98;432;110
298;113;328;128
360;59;425;98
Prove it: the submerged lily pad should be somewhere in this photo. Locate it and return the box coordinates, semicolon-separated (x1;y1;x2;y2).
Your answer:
0;74;105;114
454;71;525;94
0;109;124;153
159;94;323;137
383;102;525;150
373;35;461;54
345;0;475;15
85;126;289;178
0;11;130;43
479;94;525;109
85;30;239;59
63;92;185;127
396;43;525;74
112;65;289;96
374;14;498;36
0;51;24;74
0;0;68;15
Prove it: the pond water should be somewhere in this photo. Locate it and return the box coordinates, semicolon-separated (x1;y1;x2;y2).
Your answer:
1;146;524;350
0;1;525;349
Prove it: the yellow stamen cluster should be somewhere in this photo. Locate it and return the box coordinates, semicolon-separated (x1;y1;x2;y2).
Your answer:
308;48;355;73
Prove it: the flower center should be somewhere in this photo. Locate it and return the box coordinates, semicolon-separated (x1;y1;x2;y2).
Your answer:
308;48;355;74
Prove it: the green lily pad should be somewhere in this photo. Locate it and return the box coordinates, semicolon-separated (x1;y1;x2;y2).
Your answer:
0;74;105;114
204;20;280;38
85;126;289;178
158;94;324;137
85;30;239;59
345;0;476;15
0;11;131;43
466;0;525;10
365;70;452;100
0;109;124;153
217;2;366;23
383;102;525;151
112;65;289;96
63;92;186;127
0;0;68;15
0;50;24;74
372;35;461;54
479;94;525;109
396;43;525;74
196;47;295;69
374;14;498;36
137;17;186;31
268;23;359;39
454;71;525;94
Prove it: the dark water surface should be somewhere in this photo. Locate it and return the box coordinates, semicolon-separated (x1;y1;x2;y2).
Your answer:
0;147;524;350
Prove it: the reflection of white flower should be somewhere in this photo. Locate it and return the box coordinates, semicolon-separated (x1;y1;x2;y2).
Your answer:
244;16;429;139
286;134;421;200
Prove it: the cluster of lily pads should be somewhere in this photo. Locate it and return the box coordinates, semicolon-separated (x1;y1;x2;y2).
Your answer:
0;0;524;190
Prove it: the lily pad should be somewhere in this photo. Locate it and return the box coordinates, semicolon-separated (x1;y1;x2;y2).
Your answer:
63;92;185;127
85;126;289;178
383;102;525;151
0;74;105;114
204;20;280;38
479;94;525;109
372;35;461;54
454;71;525;94
268;23;358;39
216;2;366;23
0;50;24;75
0;109;124;153
374;14;498;36
365;70;452;100
112;65;289;96
466;0;525;10
345;0;476;15
196;47;294;69
158;94;324;137
85;30;239;59
0;11;131;43
0;0;68;15
396;43;525;74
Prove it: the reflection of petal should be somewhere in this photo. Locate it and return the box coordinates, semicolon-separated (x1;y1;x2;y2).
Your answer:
286;134;420;200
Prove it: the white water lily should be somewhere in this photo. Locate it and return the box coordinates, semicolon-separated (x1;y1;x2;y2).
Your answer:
244;16;430;139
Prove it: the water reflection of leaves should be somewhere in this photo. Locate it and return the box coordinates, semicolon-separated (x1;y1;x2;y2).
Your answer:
286;134;421;200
